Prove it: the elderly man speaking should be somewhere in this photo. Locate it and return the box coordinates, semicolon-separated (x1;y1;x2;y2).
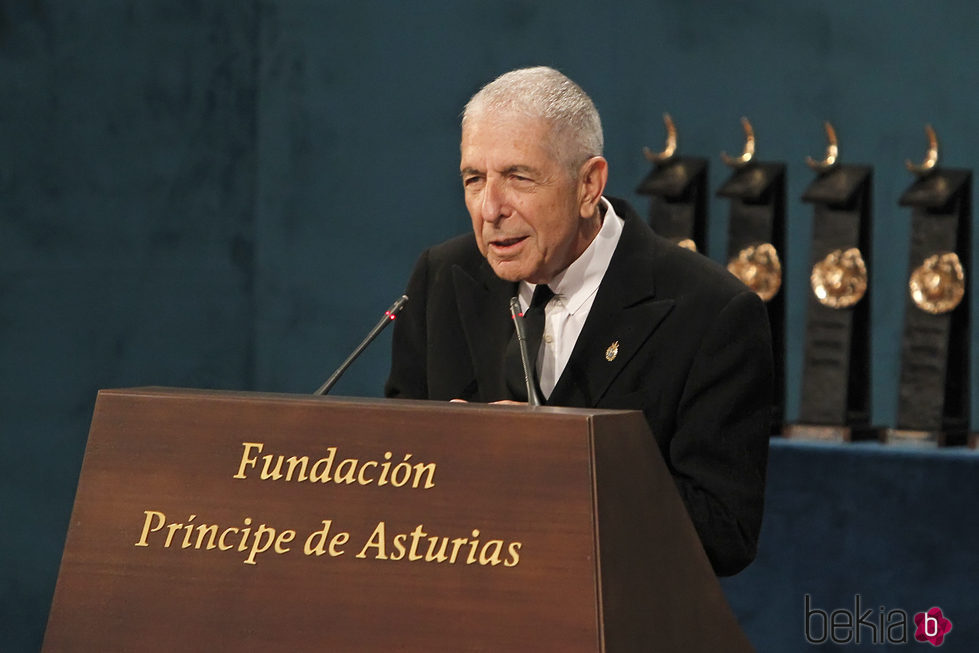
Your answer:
385;66;773;576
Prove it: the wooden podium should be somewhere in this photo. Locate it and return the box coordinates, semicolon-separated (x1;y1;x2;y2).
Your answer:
44;388;752;652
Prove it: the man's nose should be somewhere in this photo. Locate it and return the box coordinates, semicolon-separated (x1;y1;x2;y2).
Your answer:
480;177;507;224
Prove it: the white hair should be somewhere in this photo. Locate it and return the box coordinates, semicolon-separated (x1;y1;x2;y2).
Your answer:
462;66;604;175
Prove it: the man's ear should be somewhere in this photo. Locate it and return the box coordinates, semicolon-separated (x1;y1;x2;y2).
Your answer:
577;156;609;218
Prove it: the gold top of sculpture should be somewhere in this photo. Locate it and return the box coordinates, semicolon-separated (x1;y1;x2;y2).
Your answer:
643;113;678;164
806;121;839;173
905;124;939;176
721;117;756;169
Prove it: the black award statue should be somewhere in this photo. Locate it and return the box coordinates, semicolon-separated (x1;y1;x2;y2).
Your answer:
885;125;971;447
785;123;875;441
636;114;709;253
717;117;787;431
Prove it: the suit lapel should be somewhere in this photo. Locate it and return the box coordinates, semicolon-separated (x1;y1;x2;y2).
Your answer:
549;213;674;407
452;261;516;401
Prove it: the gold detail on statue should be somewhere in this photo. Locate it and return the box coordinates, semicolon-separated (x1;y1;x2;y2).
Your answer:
727;243;782;302
643;113;678;164
810;248;868;309
605;341;619;362
676;238;697;252
721;116;756;169
909;252;965;314
905;124;939;176
806;121;839;173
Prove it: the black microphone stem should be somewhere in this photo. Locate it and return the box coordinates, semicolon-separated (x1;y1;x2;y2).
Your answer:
314;295;409;396
509;297;542;407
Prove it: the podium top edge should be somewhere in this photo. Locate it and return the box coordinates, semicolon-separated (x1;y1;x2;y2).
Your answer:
97;386;642;419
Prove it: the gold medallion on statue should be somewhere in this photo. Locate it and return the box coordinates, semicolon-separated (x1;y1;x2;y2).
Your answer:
810;248;868;309
908;252;965;314
727;243;782;302
676;238;697;252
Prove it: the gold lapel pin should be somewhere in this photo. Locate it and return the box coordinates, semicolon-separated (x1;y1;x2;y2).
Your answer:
605;341;620;362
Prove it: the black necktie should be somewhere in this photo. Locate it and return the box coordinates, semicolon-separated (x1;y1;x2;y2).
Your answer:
505;284;554;402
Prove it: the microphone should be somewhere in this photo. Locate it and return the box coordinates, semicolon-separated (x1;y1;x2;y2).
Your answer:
509;297;542;407
314;295;409;396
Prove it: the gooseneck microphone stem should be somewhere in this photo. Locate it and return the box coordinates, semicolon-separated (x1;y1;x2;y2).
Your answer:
509;297;542;407
314;295;409;396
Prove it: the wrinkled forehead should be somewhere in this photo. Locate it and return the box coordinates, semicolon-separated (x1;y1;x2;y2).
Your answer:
460;111;560;162
462;107;550;137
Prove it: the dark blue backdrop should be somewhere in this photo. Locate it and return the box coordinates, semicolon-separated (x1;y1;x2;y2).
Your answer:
2;1;977;650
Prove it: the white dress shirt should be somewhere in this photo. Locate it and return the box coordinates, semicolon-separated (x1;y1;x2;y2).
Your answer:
516;197;624;398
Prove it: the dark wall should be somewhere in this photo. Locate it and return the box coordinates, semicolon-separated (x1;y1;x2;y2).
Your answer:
2;1;977;650
2;3;259;650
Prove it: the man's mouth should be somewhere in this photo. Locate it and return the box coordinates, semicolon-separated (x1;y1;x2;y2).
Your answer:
490;235;528;250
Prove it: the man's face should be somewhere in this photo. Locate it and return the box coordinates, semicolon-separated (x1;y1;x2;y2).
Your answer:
460;114;595;284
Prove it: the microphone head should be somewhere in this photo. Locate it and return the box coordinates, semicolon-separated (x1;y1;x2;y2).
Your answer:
509;296;529;341
389;294;409;316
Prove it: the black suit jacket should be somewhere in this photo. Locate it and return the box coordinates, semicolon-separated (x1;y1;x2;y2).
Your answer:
385;197;773;576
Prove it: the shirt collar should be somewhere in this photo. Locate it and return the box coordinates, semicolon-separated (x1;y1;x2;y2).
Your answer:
519;197;624;314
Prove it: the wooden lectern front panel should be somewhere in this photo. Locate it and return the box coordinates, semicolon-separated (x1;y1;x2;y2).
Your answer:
44;389;609;651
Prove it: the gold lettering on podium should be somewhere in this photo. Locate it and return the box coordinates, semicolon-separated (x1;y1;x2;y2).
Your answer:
132;443;522;570
134;510;298;565
233;442;437;489
355;522;522;567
